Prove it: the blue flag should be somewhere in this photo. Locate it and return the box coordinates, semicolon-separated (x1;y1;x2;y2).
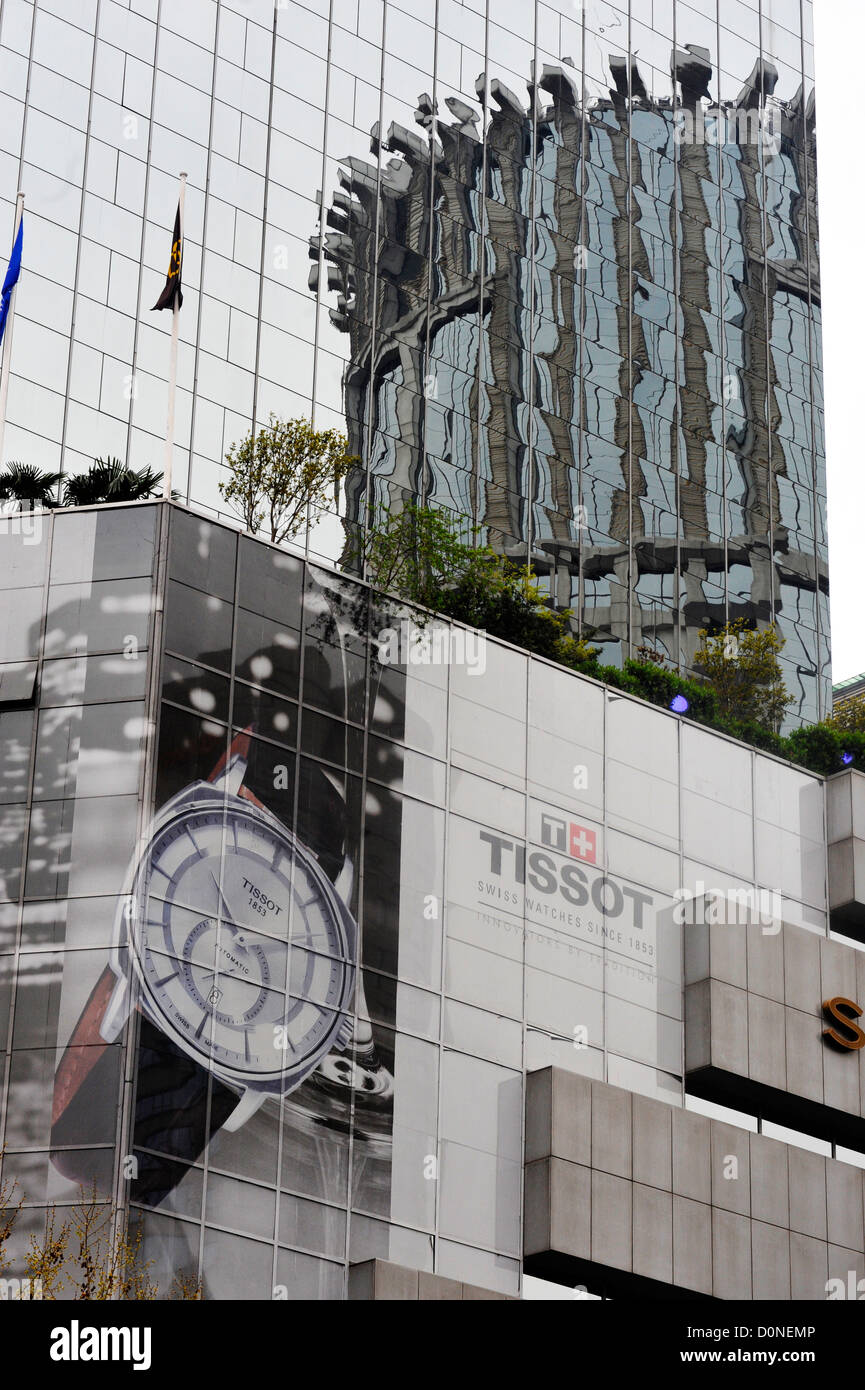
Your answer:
0;216;23;349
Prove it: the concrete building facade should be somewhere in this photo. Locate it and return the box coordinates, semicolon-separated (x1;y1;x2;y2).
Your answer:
0;498;860;1299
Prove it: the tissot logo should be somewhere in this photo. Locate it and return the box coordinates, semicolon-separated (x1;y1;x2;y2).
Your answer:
242;878;282;914
479;830;653;928
540;812;597;864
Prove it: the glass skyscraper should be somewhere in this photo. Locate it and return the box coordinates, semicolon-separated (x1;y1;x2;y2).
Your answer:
3;0;852;1310
0;0;825;721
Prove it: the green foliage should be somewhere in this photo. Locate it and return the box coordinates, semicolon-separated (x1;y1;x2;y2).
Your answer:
784;725;865;778
358;502;481;607
620;656;719;723
718;717;788;759
443;563;585;662
358;504;602;663
0;458;162;509
63;458;163;506
693;617;792;730
566;655;857;778
350;505;865;781
220;414;356;544
0;462;62;507
825;691;865;733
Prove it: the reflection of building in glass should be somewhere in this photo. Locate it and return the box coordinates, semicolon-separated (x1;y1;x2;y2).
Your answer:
0;0;851;1314
316;44;826;723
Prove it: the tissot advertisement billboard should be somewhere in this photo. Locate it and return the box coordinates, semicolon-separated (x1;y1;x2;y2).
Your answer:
47;516;410;1294
5;505;688;1296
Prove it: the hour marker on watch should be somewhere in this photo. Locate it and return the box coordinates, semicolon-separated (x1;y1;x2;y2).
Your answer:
152;968;180;988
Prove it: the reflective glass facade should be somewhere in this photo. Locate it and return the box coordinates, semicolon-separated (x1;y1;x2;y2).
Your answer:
0;0;826;725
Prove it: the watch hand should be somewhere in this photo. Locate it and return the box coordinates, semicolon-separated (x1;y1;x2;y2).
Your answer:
250;936;293;955
210;871;239;927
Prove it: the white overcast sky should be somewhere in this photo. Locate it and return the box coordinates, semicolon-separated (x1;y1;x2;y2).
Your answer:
814;1;862;682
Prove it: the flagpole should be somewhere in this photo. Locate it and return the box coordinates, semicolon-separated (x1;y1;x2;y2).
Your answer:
0;191;24;469
163;172;186;499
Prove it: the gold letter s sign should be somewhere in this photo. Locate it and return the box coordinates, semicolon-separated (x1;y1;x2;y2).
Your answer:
822;996;865;1051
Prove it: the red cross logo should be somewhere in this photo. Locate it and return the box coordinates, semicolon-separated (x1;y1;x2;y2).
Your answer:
569;824;596;863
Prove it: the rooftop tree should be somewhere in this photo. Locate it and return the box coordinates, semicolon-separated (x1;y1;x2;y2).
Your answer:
62;458;163;506
693;617;792;731
0;462;62;508
220;414;356;545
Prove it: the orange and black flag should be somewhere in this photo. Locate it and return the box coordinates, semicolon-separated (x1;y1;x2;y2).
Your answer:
152;200;183;311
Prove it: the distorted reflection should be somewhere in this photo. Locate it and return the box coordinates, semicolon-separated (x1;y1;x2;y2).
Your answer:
315;34;824;724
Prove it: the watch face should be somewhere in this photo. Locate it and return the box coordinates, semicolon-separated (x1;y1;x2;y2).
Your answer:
129;797;354;1087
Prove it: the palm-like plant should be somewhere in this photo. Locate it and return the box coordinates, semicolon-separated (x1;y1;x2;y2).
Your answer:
62;457;163;507
0;462;62;508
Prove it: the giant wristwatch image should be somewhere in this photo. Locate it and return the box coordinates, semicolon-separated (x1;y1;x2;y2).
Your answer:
51;563;403;1221
51;725;394;1193
102;728;362;1130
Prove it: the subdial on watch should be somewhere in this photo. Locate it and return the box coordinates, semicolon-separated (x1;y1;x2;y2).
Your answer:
181;916;273;1025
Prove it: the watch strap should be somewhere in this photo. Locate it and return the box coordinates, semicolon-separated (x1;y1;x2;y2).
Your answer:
51;966;116;1127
